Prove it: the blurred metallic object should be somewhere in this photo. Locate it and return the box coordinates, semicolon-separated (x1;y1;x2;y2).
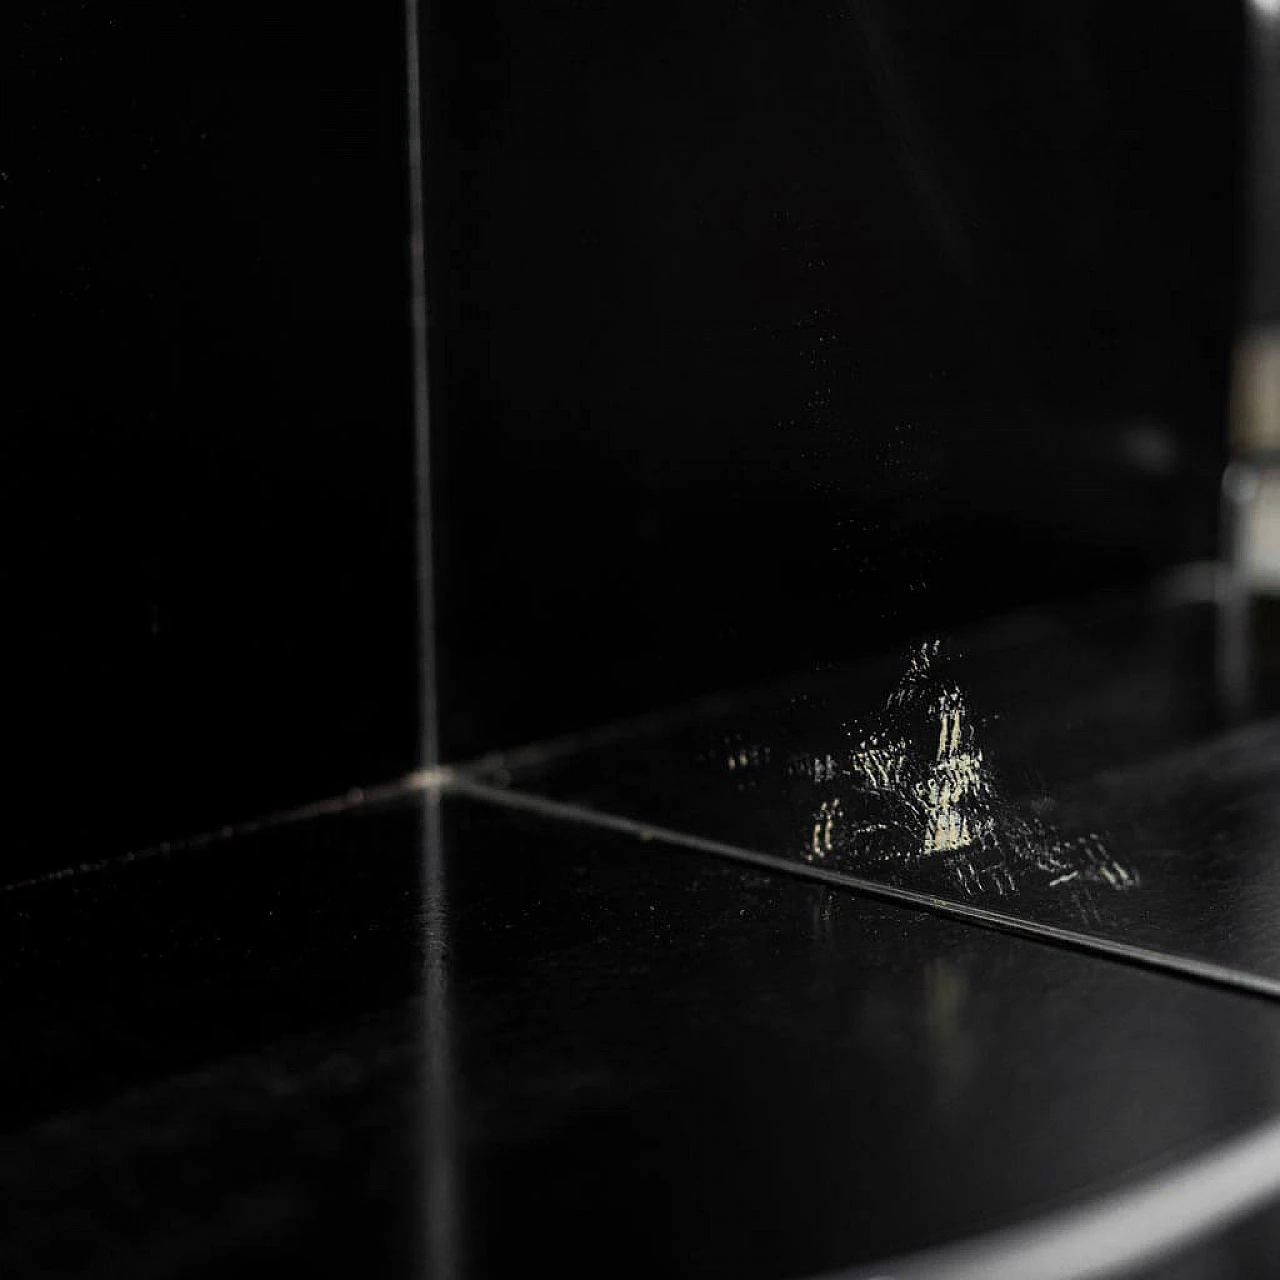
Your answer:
1230;334;1280;457
1220;0;1280;716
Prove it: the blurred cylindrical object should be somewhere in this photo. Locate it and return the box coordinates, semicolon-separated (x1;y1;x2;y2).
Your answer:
1219;2;1280;714
1230;330;1280;455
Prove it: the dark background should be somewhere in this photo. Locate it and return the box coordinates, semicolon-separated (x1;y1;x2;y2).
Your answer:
6;2;419;880
3;0;1248;876
428;0;1246;757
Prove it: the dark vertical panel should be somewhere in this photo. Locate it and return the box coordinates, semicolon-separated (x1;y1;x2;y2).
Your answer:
5;2;418;878
427;0;1244;758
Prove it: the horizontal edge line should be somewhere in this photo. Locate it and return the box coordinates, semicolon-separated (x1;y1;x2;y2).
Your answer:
441;775;1280;1005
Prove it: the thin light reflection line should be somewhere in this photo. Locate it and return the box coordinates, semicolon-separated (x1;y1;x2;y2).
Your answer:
403;2;455;1271
422;785;459;1280
405;0;439;771
0;774;434;895
442;773;1280;1005
13;757;1280;1012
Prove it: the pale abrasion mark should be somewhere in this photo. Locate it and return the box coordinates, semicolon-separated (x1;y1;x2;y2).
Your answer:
841;642;996;864
797;639;1140;905
811;798;841;857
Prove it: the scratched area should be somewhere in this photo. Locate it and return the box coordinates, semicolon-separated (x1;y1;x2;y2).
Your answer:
794;639;1139;914
470;596;1280;987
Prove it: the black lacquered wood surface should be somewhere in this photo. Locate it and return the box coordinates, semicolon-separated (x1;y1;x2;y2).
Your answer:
10;788;1280;1276
470;593;1280;997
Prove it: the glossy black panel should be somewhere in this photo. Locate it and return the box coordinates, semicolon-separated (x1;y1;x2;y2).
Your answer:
427;0;1243;756
0;794;427;1134
6;3;419;879
10;791;1280;1275
472;592;1280;993
0;792;427;1276
442;796;1280;1277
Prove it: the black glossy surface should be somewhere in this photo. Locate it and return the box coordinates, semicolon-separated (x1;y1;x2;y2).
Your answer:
0;795;425;1134
7;2;419;879
11;789;1280;1275
474;592;1280;993
428;0;1242;757
6;0;1244;858
9;5;1273;1274
0;793;425;1275
440;798;1280;1277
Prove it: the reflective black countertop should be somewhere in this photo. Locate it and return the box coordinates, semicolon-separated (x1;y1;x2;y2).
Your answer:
466;591;1280;998
9;778;1280;1276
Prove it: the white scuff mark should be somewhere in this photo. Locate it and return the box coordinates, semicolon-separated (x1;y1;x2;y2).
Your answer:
840;645;996;866
810;797;841;857
722;739;772;776
796;638;1141;912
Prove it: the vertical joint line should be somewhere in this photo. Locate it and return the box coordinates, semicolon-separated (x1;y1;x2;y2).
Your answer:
406;0;440;769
